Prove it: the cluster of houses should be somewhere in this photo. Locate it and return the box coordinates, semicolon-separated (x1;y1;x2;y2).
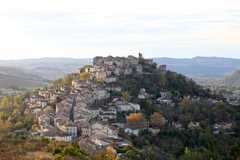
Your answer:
82;53;161;82
25;54;166;154
156;91;175;107
25;54;237;156
224;90;240;106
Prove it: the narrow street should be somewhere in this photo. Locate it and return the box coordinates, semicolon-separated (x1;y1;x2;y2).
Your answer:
69;95;76;122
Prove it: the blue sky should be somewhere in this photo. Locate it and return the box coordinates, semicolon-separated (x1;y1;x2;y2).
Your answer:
0;0;240;59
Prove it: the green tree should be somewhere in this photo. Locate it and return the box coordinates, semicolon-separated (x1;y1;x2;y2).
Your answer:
180;147;212;160
141;100;158;119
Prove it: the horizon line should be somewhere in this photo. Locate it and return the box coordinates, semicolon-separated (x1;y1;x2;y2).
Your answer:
0;55;240;61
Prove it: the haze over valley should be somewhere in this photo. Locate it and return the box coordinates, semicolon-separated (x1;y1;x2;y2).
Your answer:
1;56;240;89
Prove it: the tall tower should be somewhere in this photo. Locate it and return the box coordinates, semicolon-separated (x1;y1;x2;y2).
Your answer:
138;52;143;60
138;52;143;64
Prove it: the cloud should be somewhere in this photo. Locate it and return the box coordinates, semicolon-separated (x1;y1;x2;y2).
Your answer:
0;0;240;59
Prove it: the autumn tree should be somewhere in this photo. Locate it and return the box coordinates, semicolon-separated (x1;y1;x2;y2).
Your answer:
127;113;144;123
150;112;166;128
179;96;192;109
79;72;90;81
105;146;117;160
127;113;147;129
93;147;117;160
63;75;74;86
0;120;11;140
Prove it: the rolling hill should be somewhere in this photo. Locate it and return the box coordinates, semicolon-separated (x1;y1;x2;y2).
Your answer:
0;66;47;89
0;58;91;80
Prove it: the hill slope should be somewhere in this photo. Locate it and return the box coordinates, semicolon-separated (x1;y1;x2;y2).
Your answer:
0;66;47;89
0;58;91;80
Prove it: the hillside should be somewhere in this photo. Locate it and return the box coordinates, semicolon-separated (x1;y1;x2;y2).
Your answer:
0;66;47;89
0;55;239;160
0;58;91;80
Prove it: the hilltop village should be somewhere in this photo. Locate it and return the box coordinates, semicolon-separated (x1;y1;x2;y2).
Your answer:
24;54;237;158
25;54;167;152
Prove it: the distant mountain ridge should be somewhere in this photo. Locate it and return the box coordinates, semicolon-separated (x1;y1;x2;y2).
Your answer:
0;58;91;80
0;56;240;88
154;56;240;77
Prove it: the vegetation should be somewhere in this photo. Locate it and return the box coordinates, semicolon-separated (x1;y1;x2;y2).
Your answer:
0;95;33;140
127;113;144;123
0;138;92;160
121;98;240;160
121;91;130;102
118;70;210;101
115;65;240;160
150;112;166;128
0;59;240;160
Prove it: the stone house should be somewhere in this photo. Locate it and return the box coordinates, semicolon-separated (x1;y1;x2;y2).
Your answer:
56;120;78;138
81;126;92;137
105;77;117;83
159;65;167;72
91;122;118;139
136;65;143;73
106;86;122;93
72;80;89;90
213;122;233;134
93;89;110;101
95;69;107;81
38;90;50;99
138;88;148;99
124;68;133;75
75;121;91;137
99;106;117;122
188;122;200;129
38;114;51;131
30;95;39;104
116;103;141;112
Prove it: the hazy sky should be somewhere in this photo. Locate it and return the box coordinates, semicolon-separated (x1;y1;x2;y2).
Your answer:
0;0;240;59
